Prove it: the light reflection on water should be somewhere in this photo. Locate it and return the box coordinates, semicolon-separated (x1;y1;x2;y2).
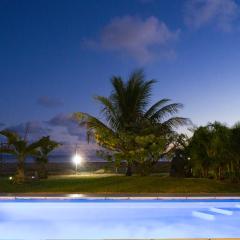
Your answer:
0;200;240;239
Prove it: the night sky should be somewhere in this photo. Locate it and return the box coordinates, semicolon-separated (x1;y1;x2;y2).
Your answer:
1;0;240;156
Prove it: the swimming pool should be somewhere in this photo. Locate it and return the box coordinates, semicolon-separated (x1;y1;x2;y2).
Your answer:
0;197;240;239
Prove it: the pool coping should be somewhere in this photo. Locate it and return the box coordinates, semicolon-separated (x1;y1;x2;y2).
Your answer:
1;193;240;200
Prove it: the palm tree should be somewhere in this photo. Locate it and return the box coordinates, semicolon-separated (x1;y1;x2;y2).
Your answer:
34;136;60;179
0;130;55;183
0;130;40;183
187;125;214;177
188;122;234;179
75;70;189;175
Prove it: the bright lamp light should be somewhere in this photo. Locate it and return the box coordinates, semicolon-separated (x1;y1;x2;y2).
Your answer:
72;154;82;165
72;153;82;174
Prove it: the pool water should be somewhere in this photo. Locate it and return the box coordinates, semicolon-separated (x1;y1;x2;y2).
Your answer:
0;198;240;239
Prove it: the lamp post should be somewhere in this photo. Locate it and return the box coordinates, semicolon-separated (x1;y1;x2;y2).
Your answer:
72;152;82;175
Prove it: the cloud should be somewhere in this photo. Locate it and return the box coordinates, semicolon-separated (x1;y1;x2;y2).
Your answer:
47;113;101;158
1;116;100;159
6;121;52;140
53;141;100;159
37;96;63;109
184;0;239;32
83;16;180;63
47;113;84;140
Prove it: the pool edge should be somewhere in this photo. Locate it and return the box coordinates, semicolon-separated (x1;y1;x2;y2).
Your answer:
1;193;240;200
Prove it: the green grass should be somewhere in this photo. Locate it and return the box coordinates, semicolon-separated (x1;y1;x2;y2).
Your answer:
1;175;240;194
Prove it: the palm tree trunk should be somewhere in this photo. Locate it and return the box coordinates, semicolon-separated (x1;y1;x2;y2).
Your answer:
126;163;132;176
37;162;48;179
43;163;48;179
15;157;25;183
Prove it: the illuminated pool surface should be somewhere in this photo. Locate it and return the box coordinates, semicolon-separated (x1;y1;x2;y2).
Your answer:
0;198;240;239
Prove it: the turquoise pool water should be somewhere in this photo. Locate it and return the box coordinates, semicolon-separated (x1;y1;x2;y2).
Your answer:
0;198;240;239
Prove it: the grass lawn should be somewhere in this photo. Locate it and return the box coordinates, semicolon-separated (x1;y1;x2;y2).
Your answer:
1;175;240;194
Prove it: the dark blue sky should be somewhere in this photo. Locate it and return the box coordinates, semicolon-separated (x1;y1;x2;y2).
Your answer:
1;0;240;153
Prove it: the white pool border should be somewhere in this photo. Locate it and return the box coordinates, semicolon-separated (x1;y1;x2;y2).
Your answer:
1;195;240;201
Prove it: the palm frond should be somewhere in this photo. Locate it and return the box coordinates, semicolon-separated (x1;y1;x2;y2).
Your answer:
150;103;183;122
28;136;60;153
94;96;119;129
110;70;157;129
161;117;190;130
111;76;125;105
144;98;171;118
136;79;156;113
127;70;156;113
0;129;19;144
74;112;116;140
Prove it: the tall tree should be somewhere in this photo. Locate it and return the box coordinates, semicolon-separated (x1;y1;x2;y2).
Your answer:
188;122;235;180
75;70;188;175
229;123;240;181
34;136;60;179
0;130;44;183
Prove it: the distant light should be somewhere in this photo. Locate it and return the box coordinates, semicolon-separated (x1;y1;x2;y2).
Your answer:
32;176;35;179
72;153;83;174
72;153;82;165
9;176;13;180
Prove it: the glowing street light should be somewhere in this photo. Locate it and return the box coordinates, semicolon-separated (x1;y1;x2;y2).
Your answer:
72;153;82;174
